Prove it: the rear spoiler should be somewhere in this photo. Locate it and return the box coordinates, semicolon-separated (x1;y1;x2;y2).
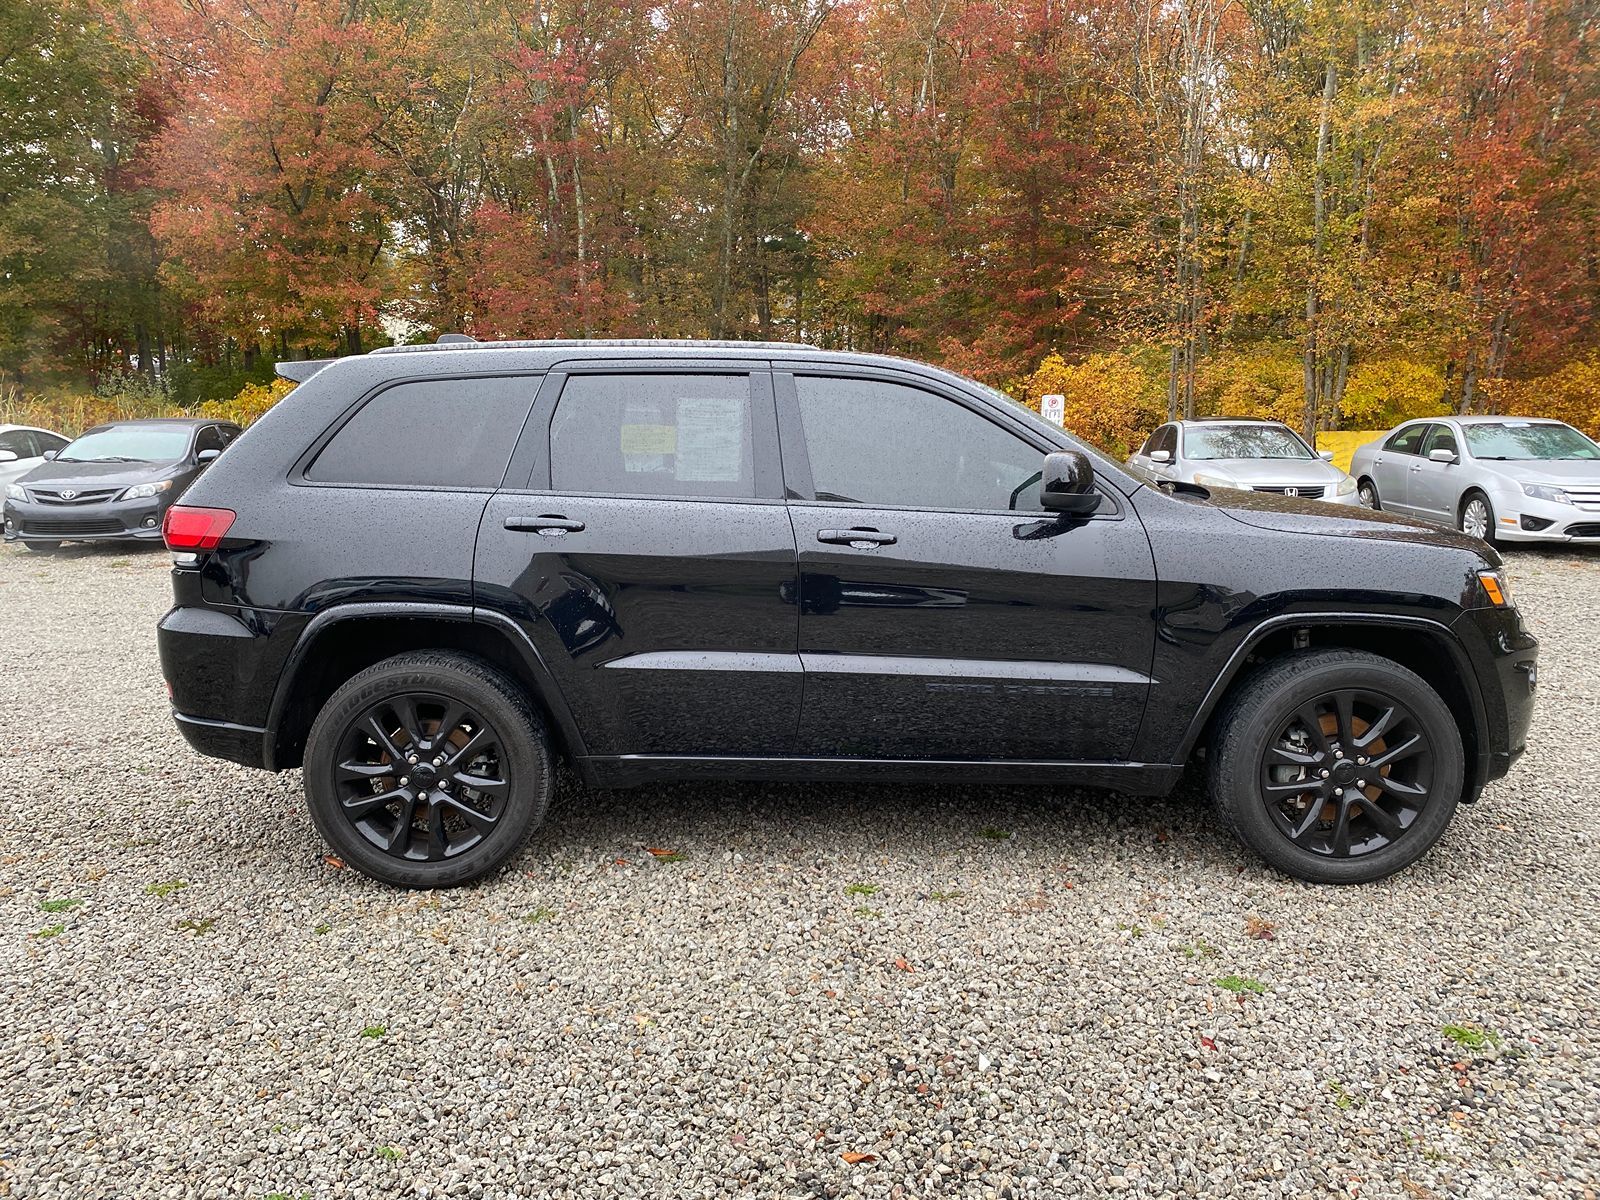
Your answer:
275;358;335;383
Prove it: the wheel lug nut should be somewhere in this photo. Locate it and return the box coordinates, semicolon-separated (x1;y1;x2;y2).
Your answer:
1319;769;1330;778
399;776;409;786
1334;787;1344;796
432;757;442;766
418;791;428;801
1334;749;1344;758
1357;756;1368;765
406;753;418;764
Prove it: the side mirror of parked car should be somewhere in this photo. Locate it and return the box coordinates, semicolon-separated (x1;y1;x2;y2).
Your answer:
197;448;222;465
1428;447;1458;464
0;450;15;463
41;450;56;460
1149;449;1172;464
1318;450;1335;461
1040;451;1101;516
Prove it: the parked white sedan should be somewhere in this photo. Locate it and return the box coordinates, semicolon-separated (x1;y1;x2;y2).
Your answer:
0;424;70;489
1128;418;1362;503
1348;416;1600;545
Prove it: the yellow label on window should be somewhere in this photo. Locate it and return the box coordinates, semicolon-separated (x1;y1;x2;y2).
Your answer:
621;424;677;455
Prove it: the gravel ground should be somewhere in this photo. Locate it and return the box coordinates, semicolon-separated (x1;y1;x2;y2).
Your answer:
1;540;1597;1200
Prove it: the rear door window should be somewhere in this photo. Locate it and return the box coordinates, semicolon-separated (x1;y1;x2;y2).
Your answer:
549;374;757;499
307;377;536;487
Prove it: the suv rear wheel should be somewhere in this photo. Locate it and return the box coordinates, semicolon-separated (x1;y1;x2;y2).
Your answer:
1209;649;1463;884
303;651;552;888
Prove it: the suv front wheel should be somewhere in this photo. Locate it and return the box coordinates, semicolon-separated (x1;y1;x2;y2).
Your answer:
1209;649;1463;884
303;651;552;888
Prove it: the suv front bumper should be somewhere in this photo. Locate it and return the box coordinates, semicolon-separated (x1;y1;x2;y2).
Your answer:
1451;605;1538;790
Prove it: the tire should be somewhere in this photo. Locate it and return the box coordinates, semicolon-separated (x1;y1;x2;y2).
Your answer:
303;651;552;888
1209;649;1463;884
22;540;60;553
1459;490;1496;545
1357;478;1380;510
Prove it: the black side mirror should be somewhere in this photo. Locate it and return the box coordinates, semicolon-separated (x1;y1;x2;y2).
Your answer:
197;448;221;465
1040;451;1100;516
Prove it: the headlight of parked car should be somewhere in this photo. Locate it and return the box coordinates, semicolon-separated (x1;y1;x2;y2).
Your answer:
118;479;174;501
1520;481;1572;505
4;483;27;502
1335;475;1357;495
1192;472;1240;490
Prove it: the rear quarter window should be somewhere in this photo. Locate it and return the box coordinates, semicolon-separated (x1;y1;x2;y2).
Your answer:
306;377;536;487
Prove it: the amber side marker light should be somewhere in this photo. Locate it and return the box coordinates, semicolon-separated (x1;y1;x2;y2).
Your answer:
1478;570;1511;607
162;505;236;552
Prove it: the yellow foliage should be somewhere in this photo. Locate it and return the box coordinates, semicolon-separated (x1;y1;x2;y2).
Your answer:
1486;357;1600;438
197;377;296;426
1;376;293;438
1339;359;1449;428
1315;430;1385;474
1022;351;1164;458
1195;348;1303;425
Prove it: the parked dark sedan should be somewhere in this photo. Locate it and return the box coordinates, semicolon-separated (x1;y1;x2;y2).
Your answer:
3;417;240;550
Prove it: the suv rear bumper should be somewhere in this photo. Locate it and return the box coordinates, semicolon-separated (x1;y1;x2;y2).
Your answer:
172;711;270;768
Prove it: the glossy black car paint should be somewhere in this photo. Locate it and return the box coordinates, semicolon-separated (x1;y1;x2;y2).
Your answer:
157;342;1537;808
4;418;240;546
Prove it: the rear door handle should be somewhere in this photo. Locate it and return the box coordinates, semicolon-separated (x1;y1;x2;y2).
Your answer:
505;514;586;536
817;527;896;548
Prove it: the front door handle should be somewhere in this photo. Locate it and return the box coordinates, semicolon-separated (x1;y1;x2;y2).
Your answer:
505;514;586;536
817;527;896;548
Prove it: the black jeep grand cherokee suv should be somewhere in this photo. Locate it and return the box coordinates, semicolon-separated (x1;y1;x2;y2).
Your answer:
157;339;1537;888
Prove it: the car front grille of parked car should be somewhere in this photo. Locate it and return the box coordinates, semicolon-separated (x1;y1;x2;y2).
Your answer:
29;487;121;505
21;516;125;536
1253;485;1325;499
1562;486;1600;511
1563;522;1600;539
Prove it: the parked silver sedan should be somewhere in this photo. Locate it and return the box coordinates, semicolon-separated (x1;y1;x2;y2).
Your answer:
1348;416;1600;545
1127;418;1362;503
0;423;70;489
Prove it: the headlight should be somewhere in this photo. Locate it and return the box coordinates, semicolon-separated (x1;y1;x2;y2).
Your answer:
118;479;174;501
1335;475;1357;496
1520;481;1571;505
1478;569;1513;608
3;483;26;502
1192;472;1240;490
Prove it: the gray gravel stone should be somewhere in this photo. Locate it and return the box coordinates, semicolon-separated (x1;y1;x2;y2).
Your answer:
1;540;1596;1198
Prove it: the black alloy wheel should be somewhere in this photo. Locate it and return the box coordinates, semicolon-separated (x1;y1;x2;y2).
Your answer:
1257;689;1433;858
304;651;551;887
333;692;511;861
1210;649;1462;883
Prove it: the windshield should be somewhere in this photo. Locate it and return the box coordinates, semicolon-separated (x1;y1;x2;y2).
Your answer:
57;426;192;464
1184;425;1313;461
1461;422;1600;461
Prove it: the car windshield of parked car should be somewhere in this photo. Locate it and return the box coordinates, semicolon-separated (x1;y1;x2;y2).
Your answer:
1185;425;1312;461
1462;422;1600;461
56;426;191;464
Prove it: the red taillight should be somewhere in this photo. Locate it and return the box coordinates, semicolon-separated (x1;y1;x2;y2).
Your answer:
162;505;236;551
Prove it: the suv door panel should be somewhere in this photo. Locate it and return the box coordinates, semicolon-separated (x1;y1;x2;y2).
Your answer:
473;368;802;757
790;503;1156;759
779;370;1157;761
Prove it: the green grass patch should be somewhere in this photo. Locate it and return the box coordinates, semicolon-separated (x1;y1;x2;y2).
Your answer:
374;1146;403;1161
1442;1022;1501;1051
979;827;1013;841
360;1025;387;1039
34;923;66;938
177;916;217;935
39;897;83;913
146;880;187;899
843;882;880;897
1213;974;1266;995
